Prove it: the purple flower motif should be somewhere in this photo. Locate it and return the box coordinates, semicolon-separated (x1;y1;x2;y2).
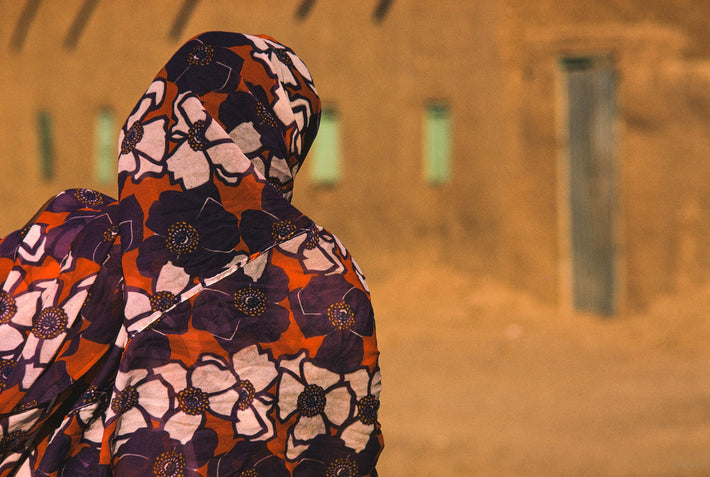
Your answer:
27;191;116;265
208;441;289;476
75;250;125;345
292;435;374;477
112;428;215;477
44;441;100;476
54;202;119;263
164;34;248;96
116;194;144;253
192;254;290;348
291;275;374;373
44;189;111;213
139;183;239;278
239;207;306;255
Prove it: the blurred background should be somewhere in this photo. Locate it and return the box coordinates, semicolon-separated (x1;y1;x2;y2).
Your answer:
1;1;710;474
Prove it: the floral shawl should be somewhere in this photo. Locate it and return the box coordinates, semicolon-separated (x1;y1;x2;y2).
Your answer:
0;32;382;476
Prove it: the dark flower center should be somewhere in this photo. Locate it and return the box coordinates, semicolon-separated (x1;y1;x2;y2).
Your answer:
177;387;209;415
274;48;293;66
238;470;258;477
32;306;68;339
357;394;380;425
166;222;200;255
297;384;326;417
110;385;138;415
17;399;37;412
0;359;15;389
152;449;186;477
327;302;355;331
234;288;267;317
236;379;256;411
0;291;17;324
255;101;278;128
267;177;284;193
78;384;101;407
304;229;319;250
326;457;358;477
271;220;296;241
121;122;144;154
150;291;178;312
187;44;214;66
187;120;208;151
103;225;119;242
0;430;27;456
74;188;104;206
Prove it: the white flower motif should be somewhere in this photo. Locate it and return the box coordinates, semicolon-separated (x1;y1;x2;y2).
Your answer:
0;327;24;355
154;346;277;445
247;34;313;82
109;368;170;453
117;79;168;180
21;283;87;365
17;224;47;265
340;368;382;452
276;227;346;275
166;93;251;189
242;253;268;282
228;121;262;155
124;261;192;333
277;351;351;460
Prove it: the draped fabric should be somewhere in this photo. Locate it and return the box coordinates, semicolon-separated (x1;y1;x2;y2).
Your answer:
0;32;382;476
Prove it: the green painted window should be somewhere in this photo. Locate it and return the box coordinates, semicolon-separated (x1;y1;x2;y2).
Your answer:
311;107;341;185
95;109;115;183
424;103;451;184
37;110;55;181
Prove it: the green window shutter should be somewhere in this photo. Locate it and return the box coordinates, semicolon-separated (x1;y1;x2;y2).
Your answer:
95;109;115;183
311;107;341;185
37;110;55;181
424;103;451;184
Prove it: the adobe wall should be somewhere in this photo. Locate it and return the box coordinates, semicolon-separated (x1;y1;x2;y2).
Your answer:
501;1;710;310
1;1;709;311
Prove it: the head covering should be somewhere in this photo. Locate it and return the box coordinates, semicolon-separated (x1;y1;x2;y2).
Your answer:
0;32;382;475
121;31;320;201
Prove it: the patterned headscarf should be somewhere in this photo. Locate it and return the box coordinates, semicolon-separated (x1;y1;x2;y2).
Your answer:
116;32;323;332
120;32;320;201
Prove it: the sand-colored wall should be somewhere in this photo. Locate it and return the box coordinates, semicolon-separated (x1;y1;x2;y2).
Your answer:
501;1;710;310
1;0;709;312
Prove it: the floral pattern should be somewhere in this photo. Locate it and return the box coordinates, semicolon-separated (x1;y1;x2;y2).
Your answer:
117;79;168;181
0;31;381;476
166;92;250;189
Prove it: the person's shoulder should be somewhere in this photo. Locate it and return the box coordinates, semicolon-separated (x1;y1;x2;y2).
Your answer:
0;189;118;266
272;224;371;296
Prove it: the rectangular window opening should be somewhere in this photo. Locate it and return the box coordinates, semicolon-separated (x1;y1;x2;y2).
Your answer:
424;102;451;184
562;56;618;316
37;110;55;181
310;107;341;186
95;108;115;184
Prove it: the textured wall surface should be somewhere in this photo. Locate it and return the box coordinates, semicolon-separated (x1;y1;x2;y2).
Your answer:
1;0;709;312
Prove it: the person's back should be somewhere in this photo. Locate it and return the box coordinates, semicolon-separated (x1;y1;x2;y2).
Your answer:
0;31;382;476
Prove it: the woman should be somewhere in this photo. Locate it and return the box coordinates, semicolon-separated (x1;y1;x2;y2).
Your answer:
0;31;382;476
